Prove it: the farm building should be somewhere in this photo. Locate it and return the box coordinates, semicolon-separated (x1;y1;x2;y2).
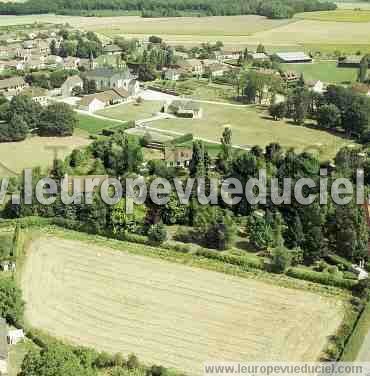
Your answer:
79;88;130;113
164;147;193;168
274;52;312;64
0;319;8;376
165;100;203;119
103;44;124;55
337;55;369;68
249;52;269;61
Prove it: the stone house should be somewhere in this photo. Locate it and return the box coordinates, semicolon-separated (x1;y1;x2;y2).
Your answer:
61;75;83;97
164;147;193;168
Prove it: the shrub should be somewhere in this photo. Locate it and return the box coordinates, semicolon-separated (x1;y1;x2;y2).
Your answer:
195;248;264;270
271;246;291;274
127;354;140;370
148;223;167;245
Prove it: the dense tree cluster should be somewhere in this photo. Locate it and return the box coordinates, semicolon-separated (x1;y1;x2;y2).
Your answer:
0;95;77;142
0;0;337;19
268;83;370;140
0;276;24;326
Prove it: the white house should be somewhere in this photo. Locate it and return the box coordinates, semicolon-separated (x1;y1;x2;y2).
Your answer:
164;68;182;81
79;96;106;113
7;329;25;345
308;80;325;94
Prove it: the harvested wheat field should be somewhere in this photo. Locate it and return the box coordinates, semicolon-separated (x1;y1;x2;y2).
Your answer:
22;236;344;375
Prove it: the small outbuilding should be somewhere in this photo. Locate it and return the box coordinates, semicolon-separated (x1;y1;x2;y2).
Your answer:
165;100;203;119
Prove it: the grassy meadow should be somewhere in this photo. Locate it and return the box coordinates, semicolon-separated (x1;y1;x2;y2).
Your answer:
148;103;352;160
76;114;121;134
97;101;161;122
0;135;90;176
281;61;357;84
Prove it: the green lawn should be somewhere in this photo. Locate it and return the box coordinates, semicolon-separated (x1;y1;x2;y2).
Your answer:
76;114;121;134
281;61;357;84
97;101;162;121
150;103;352;160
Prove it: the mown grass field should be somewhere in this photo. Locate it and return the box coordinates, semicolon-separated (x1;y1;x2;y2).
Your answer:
97;101;161;122
0;135;90;176
281;61;357;84
21;234;344;375
296;9;370;22
149;103;352;160
76;113;121;134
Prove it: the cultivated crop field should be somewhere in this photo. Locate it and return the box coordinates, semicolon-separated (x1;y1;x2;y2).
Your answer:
149;103;351;160
296;9;370;22
21;235;344;375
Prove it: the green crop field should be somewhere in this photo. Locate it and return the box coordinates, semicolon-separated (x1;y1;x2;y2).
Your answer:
296;9;370;22
281;61;358;84
147;103;352;160
21;233;344;375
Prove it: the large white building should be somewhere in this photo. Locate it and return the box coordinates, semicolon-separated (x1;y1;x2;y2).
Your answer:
84;67;139;95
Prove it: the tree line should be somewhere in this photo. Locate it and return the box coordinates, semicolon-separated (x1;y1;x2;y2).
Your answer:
4;127;369;267
0;0;337;19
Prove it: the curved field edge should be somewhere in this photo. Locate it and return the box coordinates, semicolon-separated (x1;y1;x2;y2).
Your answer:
341;301;370;361
15;227;352;373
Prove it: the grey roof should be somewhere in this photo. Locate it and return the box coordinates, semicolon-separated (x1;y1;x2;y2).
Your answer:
275;52;311;62
85;67;131;80
103;44;123;53
0;318;7;360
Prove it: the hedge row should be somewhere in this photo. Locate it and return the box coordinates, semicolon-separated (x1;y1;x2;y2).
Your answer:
195;248;264;271
286;267;358;290
165;133;193;146
325;253;353;270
